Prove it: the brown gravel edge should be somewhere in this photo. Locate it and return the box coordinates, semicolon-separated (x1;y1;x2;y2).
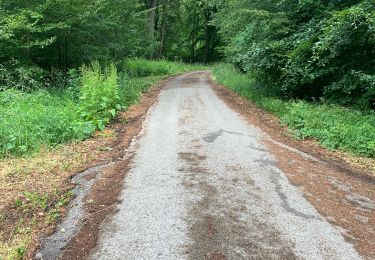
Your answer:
207;74;375;180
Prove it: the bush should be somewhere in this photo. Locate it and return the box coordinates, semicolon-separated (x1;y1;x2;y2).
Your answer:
281;102;375;157
79;63;122;130
216;0;375;110
118;74;161;108
124;58;171;77
0;62;46;91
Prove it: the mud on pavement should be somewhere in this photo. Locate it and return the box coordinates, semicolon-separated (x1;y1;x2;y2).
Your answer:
209;74;375;259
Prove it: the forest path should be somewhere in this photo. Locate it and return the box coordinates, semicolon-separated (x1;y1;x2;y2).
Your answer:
89;72;363;259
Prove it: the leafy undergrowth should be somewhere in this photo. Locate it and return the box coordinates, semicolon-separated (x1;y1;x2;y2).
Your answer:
0;189;73;260
212;63;375;158
0;59;202;158
0;89;87;157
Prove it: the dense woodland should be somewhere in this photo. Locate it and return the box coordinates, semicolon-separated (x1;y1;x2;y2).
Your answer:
215;0;375;109
0;0;221;79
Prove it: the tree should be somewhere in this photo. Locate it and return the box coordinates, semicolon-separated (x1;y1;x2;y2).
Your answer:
214;0;375;109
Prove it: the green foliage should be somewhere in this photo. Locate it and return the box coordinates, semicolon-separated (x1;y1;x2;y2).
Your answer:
0;0;219;88
280;102;375;157
124;58;206;77
79;63;122;131
213;64;375;157
15;192;49;212
124;59;171;77
0;89;90;157
46;190;73;224
0;63;46;91
13;245;25;260
0;0;147;69
215;0;375;110
13;189;73;222
0;60;200;158
119;75;159;107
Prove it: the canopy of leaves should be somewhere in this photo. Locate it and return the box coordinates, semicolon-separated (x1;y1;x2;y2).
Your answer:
214;0;375;110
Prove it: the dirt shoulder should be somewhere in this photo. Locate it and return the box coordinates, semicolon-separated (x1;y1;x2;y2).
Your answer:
0;75;169;259
209;74;375;258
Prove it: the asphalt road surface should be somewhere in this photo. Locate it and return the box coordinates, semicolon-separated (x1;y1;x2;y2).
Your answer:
89;72;361;259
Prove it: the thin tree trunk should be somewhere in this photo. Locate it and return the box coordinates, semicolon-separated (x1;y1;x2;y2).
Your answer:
57;39;62;70
148;0;157;59
64;35;68;72
204;10;210;64
190;6;197;63
159;2;167;58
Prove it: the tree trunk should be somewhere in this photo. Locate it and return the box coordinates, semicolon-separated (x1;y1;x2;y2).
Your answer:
64;35;68;72
204;10;210;64
148;0;157;59
57;39;62;70
190;6;197;63
158;1;167;59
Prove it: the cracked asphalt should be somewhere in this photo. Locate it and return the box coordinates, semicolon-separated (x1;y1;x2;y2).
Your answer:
89;72;362;259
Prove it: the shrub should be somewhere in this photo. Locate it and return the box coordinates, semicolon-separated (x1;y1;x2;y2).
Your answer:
216;0;375;110
79;63;122;130
124;58;171;77
0;62;46;91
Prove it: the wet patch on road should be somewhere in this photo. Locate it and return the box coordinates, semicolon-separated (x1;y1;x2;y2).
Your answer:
181;154;298;259
269;169;319;220
175;81;297;258
202;129;244;143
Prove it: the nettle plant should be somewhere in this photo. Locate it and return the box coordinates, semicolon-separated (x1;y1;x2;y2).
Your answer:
79;63;123;130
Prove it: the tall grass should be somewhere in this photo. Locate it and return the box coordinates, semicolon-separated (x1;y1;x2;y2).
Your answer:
0;89;88;157
124;58;206;77
212;63;375;158
0;59;202;158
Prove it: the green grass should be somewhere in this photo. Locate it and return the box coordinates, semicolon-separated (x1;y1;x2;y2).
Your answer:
124;58;206;77
0;59;202;158
212;63;375;158
0;89;87;157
